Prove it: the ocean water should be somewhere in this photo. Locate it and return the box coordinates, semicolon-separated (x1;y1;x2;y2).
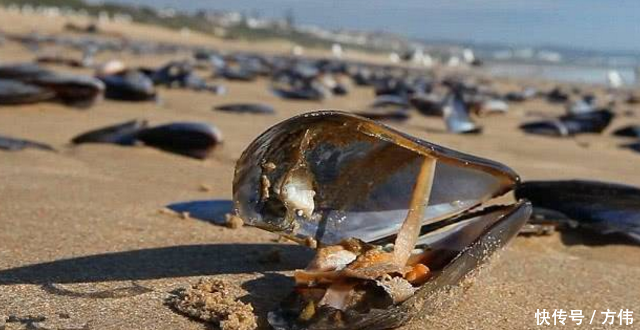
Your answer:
112;0;640;86
121;0;640;53
484;63;638;86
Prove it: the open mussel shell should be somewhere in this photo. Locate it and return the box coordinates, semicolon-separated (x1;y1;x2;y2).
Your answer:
268;201;532;330
233;111;518;245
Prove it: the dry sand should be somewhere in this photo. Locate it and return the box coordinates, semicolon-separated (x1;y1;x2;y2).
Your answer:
0;9;639;330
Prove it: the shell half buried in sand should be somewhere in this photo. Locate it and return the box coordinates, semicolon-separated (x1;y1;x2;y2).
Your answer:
233;111;531;330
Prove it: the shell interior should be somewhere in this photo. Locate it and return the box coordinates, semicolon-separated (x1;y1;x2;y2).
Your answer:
234;111;518;245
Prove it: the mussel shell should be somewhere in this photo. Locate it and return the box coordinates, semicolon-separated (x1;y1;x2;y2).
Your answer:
28;73;105;108
0;64;103;107
0;63;49;80
234;111;518;245
136;122;222;159
520;109;614;137
353;108;410;122
546;88;569;103
410;93;443;117
151;61;193;86
515;180;640;241
272;87;325;101
268;201;532;330
560;109;614;133
370;95;410;109
356;96;412;122
566;98;595;115
332;84;349;96
99;71;156;101
219;67;258;81
0;79;55;105
624;141;640;153
71;119;148;145
443;92;482;134
519;120;569;137
612;125;640;138
0;134;55;152
214;103;275;115
504;92;527;102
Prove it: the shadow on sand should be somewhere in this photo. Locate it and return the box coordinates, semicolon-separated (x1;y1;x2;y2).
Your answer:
0;243;313;285
0;243;313;325
558;229;640;247
166;199;234;225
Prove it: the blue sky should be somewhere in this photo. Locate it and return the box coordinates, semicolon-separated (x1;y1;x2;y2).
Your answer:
122;0;640;52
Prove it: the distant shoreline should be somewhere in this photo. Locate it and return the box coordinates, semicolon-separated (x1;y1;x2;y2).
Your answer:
483;62;638;86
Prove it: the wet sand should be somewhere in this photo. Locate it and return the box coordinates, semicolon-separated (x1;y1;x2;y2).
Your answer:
1;9;639;330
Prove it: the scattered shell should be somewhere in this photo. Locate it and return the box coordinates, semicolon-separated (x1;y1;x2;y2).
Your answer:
377;276;416;304
199;184;213;192
304;236;318;249
180;212;191;220
168;278;257;330
225;214;244;229
158;207;178;216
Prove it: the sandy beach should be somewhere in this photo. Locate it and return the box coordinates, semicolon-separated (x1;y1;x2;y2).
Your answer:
0;9;639;330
